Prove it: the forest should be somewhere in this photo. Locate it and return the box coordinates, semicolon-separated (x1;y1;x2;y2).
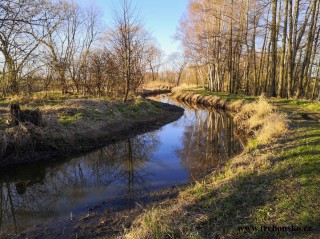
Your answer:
0;0;166;101
1;0;319;100
179;0;320;99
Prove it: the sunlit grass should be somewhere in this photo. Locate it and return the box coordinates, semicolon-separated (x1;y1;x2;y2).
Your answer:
125;94;320;239
58;111;83;125
272;98;320;114
143;80;176;90
235;96;288;147
4;91;82;105
117;98;161;118
177;87;257;101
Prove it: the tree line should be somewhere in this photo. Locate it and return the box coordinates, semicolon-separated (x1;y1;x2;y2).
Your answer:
178;0;320;100
0;0;164;101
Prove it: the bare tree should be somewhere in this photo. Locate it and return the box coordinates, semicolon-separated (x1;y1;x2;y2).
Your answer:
38;1;86;94
0;0;56;94
177;0;320;99
145;43;163;82
68;5;100;93
104;0;150;101
167;52;187;86
270;0;278;97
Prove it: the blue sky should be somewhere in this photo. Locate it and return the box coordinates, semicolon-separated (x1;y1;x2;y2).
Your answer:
81;0;189;56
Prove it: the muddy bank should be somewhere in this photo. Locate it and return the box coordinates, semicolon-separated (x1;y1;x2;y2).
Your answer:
138;89;172;98
11;183;190;239
172;91;247;112
0;99;184;168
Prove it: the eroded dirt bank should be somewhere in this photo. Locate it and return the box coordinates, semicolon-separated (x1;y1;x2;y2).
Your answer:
0;99;184;168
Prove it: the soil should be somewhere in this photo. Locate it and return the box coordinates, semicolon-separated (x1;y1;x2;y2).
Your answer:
138;89;172;98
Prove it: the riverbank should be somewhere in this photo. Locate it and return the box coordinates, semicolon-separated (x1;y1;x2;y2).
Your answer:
124;90;320;238
7;90;320;239
0;93;184;167
12;184;189;239
7;93;243;239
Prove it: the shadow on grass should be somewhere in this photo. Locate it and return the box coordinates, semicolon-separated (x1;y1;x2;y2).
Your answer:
181;165;320;238
173;116;320;239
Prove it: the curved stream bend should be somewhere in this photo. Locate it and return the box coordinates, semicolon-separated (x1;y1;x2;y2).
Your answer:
0;96;243;237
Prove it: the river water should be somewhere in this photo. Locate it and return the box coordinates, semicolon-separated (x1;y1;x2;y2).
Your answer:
0;96;244;237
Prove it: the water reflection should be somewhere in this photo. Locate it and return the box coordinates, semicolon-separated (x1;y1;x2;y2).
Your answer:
0;134;159;237
176;103;243;180
0;97;244;237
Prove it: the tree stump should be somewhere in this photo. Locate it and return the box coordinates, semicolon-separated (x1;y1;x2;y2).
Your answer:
9;103;42;126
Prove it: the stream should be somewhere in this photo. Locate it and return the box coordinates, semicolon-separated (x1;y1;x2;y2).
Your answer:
0;96;244;237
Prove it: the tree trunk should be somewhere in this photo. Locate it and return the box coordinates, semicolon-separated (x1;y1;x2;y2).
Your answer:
270;0;278;97
295;0;317;98
286;0;293;98
278;0;288;97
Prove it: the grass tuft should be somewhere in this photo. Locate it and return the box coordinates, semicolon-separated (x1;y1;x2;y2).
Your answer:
58;112;83;125
235;95;289;148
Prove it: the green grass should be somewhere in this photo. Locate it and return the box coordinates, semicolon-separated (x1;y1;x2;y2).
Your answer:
117;98;160;119
53;98;161;125
247;138;260;150
126;94;320;239
272;98;320;114
58;111;83;125
182;87;257;102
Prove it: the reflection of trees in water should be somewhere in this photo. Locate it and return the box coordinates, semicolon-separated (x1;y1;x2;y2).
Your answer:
0;133;159;236
177;106;243;180
117;135;159;204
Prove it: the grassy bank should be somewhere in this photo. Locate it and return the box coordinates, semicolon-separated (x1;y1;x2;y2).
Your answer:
0;91;184;167
124;90;320;238
172;90;255;111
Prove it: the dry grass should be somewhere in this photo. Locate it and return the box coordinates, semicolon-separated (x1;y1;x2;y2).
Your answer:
124;94;293;239
125;193;199;239
4;91;84;105
234;95;289;147
0;97;170;164
142;80;175;91
172;84;200;93
255;113;288;145
225;99;245;112
173;92;227;109
0;123;43;157
173;92;289;148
